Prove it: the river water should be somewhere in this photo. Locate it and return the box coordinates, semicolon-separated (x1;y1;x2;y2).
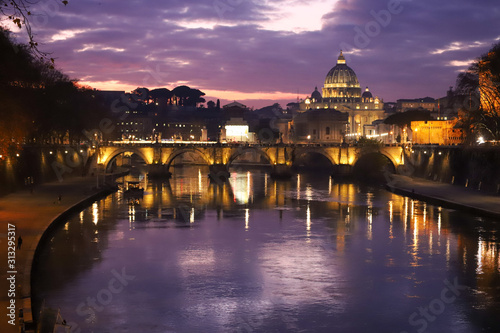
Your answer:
32;167;500;333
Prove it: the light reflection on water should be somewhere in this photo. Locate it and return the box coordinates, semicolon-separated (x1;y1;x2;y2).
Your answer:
32;166;500;333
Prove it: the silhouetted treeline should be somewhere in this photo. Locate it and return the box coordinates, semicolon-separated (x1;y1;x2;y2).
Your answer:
0;28;108;157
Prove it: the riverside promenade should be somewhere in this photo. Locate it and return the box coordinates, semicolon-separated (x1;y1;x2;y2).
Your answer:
0;177;115;333
387;174;500;218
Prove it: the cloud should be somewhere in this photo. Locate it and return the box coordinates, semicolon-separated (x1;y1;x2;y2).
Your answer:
445;59;474;68
431;40;493;55
9;0;500;107
258;0;337;33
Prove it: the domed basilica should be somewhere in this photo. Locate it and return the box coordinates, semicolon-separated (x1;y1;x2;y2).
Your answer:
298;51;385;138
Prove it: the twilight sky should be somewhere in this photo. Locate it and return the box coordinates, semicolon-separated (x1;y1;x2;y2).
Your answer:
10;0;500;108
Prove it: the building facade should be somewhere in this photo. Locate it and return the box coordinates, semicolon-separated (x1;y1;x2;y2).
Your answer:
293;109;348;143
411;120;464;145
397;97;438;112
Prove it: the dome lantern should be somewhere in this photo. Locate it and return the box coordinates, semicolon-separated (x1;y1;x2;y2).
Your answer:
337;50;346;64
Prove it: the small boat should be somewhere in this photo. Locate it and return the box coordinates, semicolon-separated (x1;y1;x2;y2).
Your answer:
124;181;144;196
37;302;71;332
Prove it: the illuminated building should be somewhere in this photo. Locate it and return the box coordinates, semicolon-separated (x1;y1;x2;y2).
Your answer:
299;51;385;138
397;97;438;112
410;119;464;145
116;117;152;141
223;117;254;142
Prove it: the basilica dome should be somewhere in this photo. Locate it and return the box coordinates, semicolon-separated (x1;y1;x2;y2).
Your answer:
322;51;362;101
311;87;322;102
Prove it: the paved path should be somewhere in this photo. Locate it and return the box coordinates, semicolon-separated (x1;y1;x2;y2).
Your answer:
0;177;113;333
387;174;500;218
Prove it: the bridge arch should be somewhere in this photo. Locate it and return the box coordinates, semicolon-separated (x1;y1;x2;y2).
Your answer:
352;151;397;177
227;147;273;168
101;147;152;172
164;148;211;169
351;150;399;173
292;149;337;168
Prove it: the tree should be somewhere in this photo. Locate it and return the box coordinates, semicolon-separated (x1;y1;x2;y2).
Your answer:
0;28;108;152
0;1;68;58
172;85;191;106
131;87;150;103
185;88;206;107
0;28;43;88
384;109;432;128
207;100;216;109
357;136;383;148
456;42;500;143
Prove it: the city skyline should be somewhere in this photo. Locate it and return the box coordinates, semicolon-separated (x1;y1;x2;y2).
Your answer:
6;0;500;108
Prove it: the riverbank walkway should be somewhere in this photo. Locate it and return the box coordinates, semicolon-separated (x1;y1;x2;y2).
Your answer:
0;177;112;333
387;174;500;218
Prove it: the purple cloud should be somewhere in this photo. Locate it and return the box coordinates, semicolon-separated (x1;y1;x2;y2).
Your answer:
10;0;500;108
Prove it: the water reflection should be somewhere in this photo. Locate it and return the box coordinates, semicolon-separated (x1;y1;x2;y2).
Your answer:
32;166;500;332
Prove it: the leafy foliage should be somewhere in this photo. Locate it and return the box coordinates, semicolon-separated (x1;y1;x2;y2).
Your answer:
384;109;433;128
456;42;500;143
356;136;383;148
0;0;69;60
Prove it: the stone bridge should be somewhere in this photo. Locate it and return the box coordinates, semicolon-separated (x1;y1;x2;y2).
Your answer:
96;142;405;180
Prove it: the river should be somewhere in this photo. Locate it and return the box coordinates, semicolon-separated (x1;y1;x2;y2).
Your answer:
32;166;500;333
